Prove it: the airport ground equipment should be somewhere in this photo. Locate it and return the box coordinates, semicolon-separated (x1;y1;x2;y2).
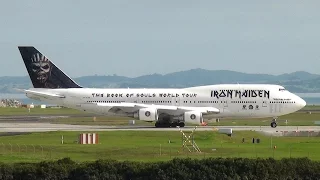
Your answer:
178;126;201;153
79;133;99;144
218;128;233;136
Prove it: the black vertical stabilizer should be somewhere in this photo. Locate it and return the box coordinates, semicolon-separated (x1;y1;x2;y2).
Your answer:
18;46;82;88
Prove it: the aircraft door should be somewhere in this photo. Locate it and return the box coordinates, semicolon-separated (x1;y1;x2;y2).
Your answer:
248;104;254;116
279;103;283;113
173;97;180;106
218;99;228;113
134;96;138;103
223;100;228;107
269;102;277;114
262;100;268;107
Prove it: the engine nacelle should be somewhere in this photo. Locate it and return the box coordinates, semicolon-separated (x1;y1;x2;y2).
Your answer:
183;111;204;125
134;108;158;121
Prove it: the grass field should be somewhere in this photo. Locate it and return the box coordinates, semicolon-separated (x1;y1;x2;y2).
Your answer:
0;130;319;163
0;106;319;163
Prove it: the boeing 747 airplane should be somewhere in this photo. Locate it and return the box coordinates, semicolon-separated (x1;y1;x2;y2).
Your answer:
18;46;306;128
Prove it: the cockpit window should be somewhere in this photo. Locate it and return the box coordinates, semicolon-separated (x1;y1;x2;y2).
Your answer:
279;88;287;91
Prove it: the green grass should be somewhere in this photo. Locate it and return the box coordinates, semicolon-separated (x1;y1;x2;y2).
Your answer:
0;130;319;163
0;106;319;163
301;105;320;111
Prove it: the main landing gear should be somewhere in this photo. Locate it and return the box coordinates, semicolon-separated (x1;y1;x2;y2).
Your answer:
155;121;185;128
270;118;277;128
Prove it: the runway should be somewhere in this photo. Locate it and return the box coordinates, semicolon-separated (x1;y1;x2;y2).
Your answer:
0;115;319;133
0;115;90;122
0;122;319;133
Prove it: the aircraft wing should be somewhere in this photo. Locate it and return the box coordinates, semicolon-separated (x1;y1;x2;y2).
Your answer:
133;103;219;114
95;102;220;114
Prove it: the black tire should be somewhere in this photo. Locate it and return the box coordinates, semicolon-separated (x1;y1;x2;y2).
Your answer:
172;122;180;127
155;121;171;128
155;122;160;128
165;123;171;128
178;122;185;127
270;122;277;128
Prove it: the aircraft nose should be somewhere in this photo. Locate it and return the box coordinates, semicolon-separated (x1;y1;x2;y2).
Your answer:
297;97;306;109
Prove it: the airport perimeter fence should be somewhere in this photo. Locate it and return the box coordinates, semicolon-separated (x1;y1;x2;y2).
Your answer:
0;142;319;162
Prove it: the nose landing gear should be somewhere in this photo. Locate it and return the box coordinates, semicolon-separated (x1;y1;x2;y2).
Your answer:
270;119;277;128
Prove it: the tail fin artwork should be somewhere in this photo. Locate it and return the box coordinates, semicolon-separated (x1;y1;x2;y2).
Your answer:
18;46;82;88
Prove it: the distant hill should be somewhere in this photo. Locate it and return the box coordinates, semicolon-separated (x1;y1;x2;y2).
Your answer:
1;70;320;93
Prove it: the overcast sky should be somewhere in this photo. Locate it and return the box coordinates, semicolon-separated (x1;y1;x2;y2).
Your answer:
1;0;320;77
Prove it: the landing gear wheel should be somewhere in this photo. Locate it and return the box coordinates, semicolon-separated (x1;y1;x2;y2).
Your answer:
155;121;171;128
171;122;178;127
178;122;185;127
270;122;277;128
155;122;160;128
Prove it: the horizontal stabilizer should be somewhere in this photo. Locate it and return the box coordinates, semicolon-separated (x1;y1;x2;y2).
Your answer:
21;89;65;98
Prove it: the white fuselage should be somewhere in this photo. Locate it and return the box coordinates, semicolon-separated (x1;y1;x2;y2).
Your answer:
26;84;306;120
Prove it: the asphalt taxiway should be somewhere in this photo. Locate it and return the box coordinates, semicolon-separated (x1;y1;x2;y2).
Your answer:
0;115;319;133
0;122;319;133
0;115;90;123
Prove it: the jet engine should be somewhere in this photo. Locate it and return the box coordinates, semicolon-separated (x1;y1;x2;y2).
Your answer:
183;111;204;125
133;108;158;121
